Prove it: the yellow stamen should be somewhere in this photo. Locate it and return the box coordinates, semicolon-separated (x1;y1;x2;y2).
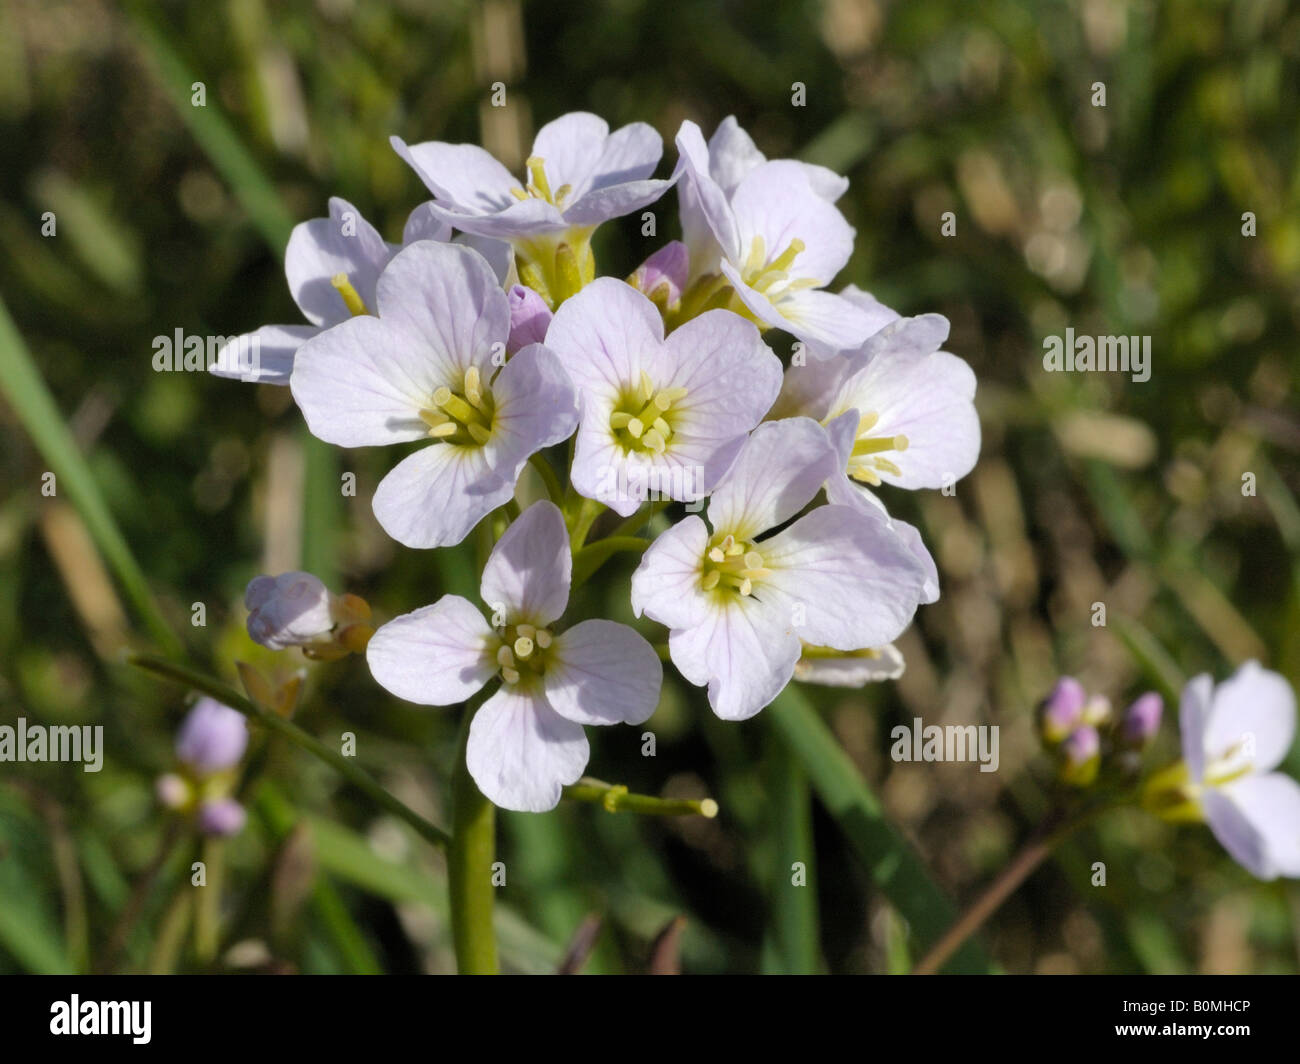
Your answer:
535;629;552;649
514;636;535;659
330;273;370;317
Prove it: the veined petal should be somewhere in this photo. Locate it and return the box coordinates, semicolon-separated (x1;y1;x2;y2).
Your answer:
1204;773;1300;880
372;442;513;549
285;197;393;327
375;241;510;381
794;643;906;686
661;309;782;440
589;121;664;190
466;684;589;812
1202;660;1296;774
480;500;570;627
402;202;453;245
210;324;316;385
675;120;741;264
1179;673;1215;782
707;115;767;196
706;418;838;540
530;112;610;199
426;197;568;241
759;503;926;649
391;136;522;212
290;315;430;447
729;161;854;283
892;518;940;604
545;619;662;726
768;353;853;421
570;420;644;518
366;596;496;705
668;598;801;721
631;514;712;629
563;177;677;227
545;278;663;399
488;342;580;470
766;287;877;357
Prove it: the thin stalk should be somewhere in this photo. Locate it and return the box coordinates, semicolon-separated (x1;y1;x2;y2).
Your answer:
126;654;451;849
527;452;565;506
194;837;224;966
571;535;652;588
449;691;499;974
562;778;718;817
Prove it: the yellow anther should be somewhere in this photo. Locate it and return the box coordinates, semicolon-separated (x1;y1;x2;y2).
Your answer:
427;422;458;439
535;629;552;649
720;534;735;552
420;408;449;429
768;238;805;273
609;412;633;429
744;235;766;275
639;371;655;401
873;457;902;476
858;411;879;432
502;666;521;685
850;467;882;485
330;273;370;317
708;547;726;563
514;636;535;659
516;623;536;640
642;429;666;454
464;366;485;409
627;417;645;439
894;434;909;452
553;183;572;205
525;156;554;203
652;417;672;440
510;187;529;201
738;577;753;596
725;542;745;557
701;570;721;591
744;551;764;570
467;423;491;445
497;645;516;668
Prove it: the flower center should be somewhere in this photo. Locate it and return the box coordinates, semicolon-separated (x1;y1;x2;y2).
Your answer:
509;156;573;209
700;532;770;597
834;410;909;486
609;371;689;455
739;236;820;303
495;622;554;686
418;366;496;446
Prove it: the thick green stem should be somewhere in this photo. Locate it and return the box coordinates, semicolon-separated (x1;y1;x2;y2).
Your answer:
571;535;652;588
449;701;499;974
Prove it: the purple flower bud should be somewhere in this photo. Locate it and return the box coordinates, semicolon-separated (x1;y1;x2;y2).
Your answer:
245;571;334;651
507;284;553;354
175;698;248;775
155;773;190;810
1120;692;1163;747
1081;694;1112;726
1059;725;1101;786
1038;677;1086;743
628;241;688;310
197;798;247;837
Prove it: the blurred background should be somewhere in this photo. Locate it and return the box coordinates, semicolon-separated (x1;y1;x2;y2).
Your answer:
1;0;1298;974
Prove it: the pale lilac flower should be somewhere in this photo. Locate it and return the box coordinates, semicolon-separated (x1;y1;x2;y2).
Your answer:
677;116;847;280
793;643;905;687
1060;725;1101;786
245;571;335;650
631;418;930;720
546;278;782;516
1038;676;1087;743
197;798;247;837
391;113;675;304
156;773;189;810
367;501;662;812
627;241;689;312
290;241;578;549
506;284;552;355
176;698;248;776
212;197;442;384
1179;662;1300;880
1120;692;1163;747
675;121;872;358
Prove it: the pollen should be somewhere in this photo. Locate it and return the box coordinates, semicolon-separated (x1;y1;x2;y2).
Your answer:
701;532;770;597
419;368;497;446
738;236;819;303
835;409;909;486
496;622;555;685
609;374;689;455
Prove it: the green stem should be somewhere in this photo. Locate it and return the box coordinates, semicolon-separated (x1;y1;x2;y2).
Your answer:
126;654;451;848
568;496;605;550
563;778;718;817
766;725;820;974
611;499;671;539
449;693;499;974
194;837;224;966
571;535;652;588
527;452;565;506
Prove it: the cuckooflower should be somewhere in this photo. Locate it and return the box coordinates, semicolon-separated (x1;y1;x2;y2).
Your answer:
793;643;905;687
367;501;662;811
212;197;442;384
546;278;782;516
677;116;847;280
176;698;249;775
244;571;373;659
392;112;676;307
290;241;578;549
631;418;930;720
674;121;871;357
1173;662;1300;880
627;241;689;314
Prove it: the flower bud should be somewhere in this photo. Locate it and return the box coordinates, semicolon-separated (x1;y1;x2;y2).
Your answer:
1081;694;1112;726
506;284;553;354
1058;726;1101;787
245;571;335;651
155;772;191;810
1119;692;1163;749
197;798;247;837
1038;677;1086;743
175;698;248;775
628;241;688;312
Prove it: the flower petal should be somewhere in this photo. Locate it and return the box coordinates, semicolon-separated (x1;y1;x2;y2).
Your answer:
488;342;580;470
366;596;496;705
706;418;838;540
563;178;677;227
729;161;854;283
1203;660;1297;774
403;202;453;244
631;514;711;629
1179;673;1215;781
391;136;522;212
285;197;393;327
466;684;589;812
372;442;513;549
210;324;317;385
480;500;570;626
794;643;905;687
588;121;664;190
545;619;662;726
545;277;664;400
668;599;801;721
758;503;926;649
1205;772;1300;880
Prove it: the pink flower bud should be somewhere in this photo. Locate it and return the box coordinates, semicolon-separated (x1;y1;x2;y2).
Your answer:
175;698;248;775
197;798;247;837
507;284;553;354
1038;677;1086;743
1120;692;1163;748
628;241;688;310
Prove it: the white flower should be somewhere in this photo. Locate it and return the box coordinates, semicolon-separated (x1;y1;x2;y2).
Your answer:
793;643;905;687
631;418;930;720
1178;661;1300;880
545;278;782;516
367;501;662;812
290;241;578;549
244;571;335;651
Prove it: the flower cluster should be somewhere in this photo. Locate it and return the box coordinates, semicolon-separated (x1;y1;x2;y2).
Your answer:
214;112;980;811
156;698;249;836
